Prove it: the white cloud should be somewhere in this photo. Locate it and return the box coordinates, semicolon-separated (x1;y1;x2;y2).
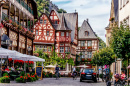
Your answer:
51;0;111;42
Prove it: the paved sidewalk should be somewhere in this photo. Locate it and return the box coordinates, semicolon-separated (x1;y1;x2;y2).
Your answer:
0;78;106;86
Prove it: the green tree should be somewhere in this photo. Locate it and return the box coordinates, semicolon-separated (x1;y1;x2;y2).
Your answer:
92;47;115;81
57;9;67;13
110;23;130;61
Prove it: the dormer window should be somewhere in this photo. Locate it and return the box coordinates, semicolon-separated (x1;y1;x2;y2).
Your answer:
85;31;89;36
47;31;50;36
40;19;43;24
55;21;58;24
61;32;64;36
44;20;47;24
36;30;38;35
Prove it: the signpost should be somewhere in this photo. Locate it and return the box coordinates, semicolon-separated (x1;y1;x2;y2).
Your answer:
35;66;43;80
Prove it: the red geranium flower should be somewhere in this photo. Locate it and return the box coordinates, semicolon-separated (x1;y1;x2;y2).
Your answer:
20;76;23;78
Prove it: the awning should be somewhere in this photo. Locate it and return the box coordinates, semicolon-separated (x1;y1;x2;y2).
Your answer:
0;48;45;62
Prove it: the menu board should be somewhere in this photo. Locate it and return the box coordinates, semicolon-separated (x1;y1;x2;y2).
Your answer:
35;66;43;79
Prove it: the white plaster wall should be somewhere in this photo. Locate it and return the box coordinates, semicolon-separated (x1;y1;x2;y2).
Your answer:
119;1;130;26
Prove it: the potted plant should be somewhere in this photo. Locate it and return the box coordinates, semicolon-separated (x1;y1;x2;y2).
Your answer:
16;76;27;83
18;25;22;30
11;22;18;28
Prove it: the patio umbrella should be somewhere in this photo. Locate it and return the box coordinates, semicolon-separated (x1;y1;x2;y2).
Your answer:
76;64;89;68
45;65;56;68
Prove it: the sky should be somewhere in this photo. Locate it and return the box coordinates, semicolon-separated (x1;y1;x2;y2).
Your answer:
51;0;111;42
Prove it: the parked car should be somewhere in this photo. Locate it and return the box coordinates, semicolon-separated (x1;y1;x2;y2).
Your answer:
80;68;97;82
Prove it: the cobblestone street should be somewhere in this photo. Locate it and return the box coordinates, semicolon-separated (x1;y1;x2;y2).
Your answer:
0;78;106;86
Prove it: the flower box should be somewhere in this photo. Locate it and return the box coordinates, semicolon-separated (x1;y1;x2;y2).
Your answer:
87;46;92;49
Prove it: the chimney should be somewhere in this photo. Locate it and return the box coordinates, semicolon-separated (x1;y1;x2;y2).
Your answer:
86;18;89;22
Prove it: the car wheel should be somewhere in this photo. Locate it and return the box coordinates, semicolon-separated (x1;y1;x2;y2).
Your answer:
80;79;82;82
94;79;97;82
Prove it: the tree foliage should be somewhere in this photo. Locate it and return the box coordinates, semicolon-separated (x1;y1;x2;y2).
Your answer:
57;9;67;13
36;0;49;17
34;47;74;68
110;22;130;60
92;47;115;66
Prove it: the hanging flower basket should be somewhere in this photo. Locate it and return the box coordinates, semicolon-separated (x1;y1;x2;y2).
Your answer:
109;17;115;21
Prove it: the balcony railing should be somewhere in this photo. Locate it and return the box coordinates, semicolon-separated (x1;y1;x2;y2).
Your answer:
16;0;34;15
2;12;31;31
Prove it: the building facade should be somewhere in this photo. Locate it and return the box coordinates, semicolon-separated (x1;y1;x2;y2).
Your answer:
76;19;99;68
0;0;37;55
105;0;118;46
119;0;129;26
105;0;122;75
33;9;78;72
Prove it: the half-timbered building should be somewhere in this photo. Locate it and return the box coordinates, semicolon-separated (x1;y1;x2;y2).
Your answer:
33;9;78;72
76;19;99;68
0;0;37;55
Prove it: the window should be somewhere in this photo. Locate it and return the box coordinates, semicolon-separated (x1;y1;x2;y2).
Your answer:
60;44;64;46
39;45;43;50
81;52;85;58
87;52;92;58
55;21;58;24
40;19;43;24
85;31;89;36
81;41;85;46
47;31;49;36
126;17;129;26
87;41;92;47
65;47;70;53
61;32;64;36
66;32;69;36
48;46;52;52
43;46;47;52
44;20;47;24
36;30;38;35
60;47;64;53
120;0;122;8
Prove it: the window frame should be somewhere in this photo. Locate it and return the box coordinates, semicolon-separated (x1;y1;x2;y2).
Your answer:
87;52;92;58
81;52;85;58
85;31;89;36
43;46;47;52
60;47;64;53
47;31;50;36
87;41;92;47
36;30;38;35
48;46;52;52
40;19;43;24
66;32;69;36
61;32;64;36
80;41;85;47
44;20;47;24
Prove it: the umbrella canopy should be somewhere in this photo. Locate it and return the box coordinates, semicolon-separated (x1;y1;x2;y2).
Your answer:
0;48;17;58
76;64;89;68
45;65;56;68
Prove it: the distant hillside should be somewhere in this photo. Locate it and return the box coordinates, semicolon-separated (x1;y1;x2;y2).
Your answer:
36;0;67;17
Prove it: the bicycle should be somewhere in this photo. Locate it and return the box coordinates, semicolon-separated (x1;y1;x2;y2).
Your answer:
55;71;59;80
114;78;127;86
73;72;77;80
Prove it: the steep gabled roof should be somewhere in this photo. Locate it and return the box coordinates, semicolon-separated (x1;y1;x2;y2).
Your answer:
79;19;97;39
56;12;71;30
50;9;78;42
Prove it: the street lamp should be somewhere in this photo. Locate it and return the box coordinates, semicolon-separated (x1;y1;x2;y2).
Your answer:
28;46;32;55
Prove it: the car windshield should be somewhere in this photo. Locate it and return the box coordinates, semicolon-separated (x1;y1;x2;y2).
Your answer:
83;69;94;73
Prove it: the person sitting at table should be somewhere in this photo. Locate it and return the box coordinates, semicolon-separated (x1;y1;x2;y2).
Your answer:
11;65;15;71
5;66;10;72
29;67;32;73
19;66;23;71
